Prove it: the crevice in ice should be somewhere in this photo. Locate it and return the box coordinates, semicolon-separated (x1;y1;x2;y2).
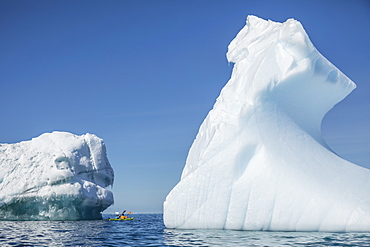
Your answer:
240;182;252;230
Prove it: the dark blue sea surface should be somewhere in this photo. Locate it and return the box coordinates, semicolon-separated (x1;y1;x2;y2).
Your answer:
1;214;370;246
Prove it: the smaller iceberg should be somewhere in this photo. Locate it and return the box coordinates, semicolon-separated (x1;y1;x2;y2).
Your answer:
0;131;114;220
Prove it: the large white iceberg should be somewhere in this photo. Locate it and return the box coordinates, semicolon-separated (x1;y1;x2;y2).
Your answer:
164;16;370;232
0;131;114;220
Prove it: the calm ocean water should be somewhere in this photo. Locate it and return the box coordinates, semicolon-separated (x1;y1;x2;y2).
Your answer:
1;214;370;246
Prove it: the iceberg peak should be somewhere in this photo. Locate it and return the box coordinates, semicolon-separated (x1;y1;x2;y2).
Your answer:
164;16;368;232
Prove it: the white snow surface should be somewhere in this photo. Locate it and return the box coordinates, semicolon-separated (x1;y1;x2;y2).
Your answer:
163;16;370;232
0;131;114;220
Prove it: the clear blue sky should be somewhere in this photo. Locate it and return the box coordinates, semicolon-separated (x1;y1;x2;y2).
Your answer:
0;0;369;213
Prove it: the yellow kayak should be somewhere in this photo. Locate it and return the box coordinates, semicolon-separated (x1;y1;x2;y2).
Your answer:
108;217;134;221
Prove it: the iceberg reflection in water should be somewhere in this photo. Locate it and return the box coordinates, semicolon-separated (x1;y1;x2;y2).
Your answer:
163;228;370;247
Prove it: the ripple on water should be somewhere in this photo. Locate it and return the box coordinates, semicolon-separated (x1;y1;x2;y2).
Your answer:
1;215;370;246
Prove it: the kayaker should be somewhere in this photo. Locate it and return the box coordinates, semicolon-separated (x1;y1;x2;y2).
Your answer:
115;212;120;219
120;210;128;219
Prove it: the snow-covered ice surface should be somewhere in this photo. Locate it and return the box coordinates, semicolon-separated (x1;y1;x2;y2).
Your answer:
164;16;370;232
0;131;114;220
